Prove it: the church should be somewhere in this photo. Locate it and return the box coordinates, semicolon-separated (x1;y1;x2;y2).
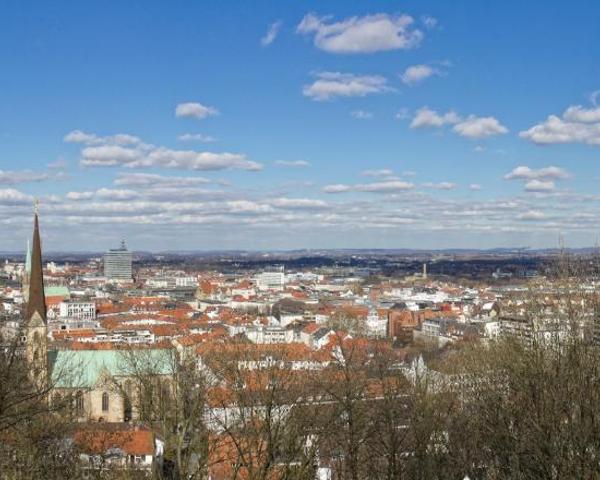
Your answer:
23;209;174;424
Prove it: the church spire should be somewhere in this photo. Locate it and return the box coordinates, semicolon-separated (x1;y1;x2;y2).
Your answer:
26;201;46;324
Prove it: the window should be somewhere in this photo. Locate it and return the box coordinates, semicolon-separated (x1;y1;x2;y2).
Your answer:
102;392;109;412
75;391;84;416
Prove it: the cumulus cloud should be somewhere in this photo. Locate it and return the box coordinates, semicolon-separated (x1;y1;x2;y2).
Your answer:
350;110;374;119
504;165;571;181
177;133;216;143
80;146;261;171
175;102;219;120
323;180;414;193
410;108;507;138
519;105;600;145
0;169;67;185
410;107;460;128
274;160;310;168
261;20;282;46
0;188;33;205
303;72;391;101
421;15;438;29
64;130;142;146
297;13;423;54
361;169;394;177
401;64;439;86
422;182;457;190
469;184;482;191
114;173;211;187
269;197;328;209
524;179;556;192
517;210;546;220
67;189;140;201
66;130;262;171
453;115;508;139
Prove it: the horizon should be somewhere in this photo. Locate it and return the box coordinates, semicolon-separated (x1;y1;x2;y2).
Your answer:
2;1;600;250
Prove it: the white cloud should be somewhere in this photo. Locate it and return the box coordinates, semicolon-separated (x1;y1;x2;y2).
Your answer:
274;160;310;168
524;179;556;192
401;64;438;86
66;189;140;201
0;169;66;185
64;130;142;146
261;20;282;46
452;115;508;139
410;108;507;139
361;169;394;177
297;13;423;54
323;180;414;193
421;15;438;29
350;110;374;119
81;145;261;171
469;184;482;191
303;72;391;101
269;197;328;209
175;102;219;120
504;166;571;181
519;104;600;145
422;182;457;190
66;191;94;200
64;130;99;144
0;188;33;205
47;159;67;169
517;210;546;220
395;108;410;120
67;131;262;171
114;173;211;187
177;133;216;143
410;107;460;128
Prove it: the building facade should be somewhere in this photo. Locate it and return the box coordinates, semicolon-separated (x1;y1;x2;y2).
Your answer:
104;241;133;281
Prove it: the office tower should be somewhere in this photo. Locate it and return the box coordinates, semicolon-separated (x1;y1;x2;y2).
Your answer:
103;240;133;281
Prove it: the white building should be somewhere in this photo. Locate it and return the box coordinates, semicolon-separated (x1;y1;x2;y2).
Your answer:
366;309;388;337
59;301;96;320
255;270;285;291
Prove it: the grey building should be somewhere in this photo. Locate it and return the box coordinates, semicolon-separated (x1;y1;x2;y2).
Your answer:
103;241;133;281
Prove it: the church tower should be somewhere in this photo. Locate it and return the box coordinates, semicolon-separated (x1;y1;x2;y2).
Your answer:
25;204;48;389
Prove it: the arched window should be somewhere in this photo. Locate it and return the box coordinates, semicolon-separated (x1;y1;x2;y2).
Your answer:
102;392;109;412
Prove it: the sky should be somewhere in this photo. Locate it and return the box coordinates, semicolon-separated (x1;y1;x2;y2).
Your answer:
1;0;600;251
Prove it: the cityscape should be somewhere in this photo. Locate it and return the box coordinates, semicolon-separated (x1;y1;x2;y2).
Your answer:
2;1;600;479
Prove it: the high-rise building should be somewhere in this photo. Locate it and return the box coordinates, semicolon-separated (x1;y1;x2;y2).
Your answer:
103;240;133;281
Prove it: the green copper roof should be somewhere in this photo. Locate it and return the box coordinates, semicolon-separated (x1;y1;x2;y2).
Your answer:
51;349;175;388
45;286;71;298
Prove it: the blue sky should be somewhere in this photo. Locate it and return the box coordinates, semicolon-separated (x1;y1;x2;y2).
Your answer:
1;0;600;251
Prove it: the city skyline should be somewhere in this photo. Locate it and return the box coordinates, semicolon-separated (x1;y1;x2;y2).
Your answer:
2;1;600;251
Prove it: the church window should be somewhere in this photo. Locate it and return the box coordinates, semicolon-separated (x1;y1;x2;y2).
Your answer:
75;391;84;415
102;392;109;412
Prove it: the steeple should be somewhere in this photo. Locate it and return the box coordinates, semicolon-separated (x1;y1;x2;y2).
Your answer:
26;201;46;324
